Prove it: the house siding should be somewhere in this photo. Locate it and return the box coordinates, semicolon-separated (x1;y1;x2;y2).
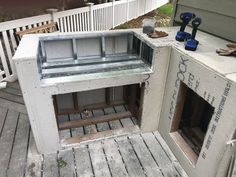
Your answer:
173;0;236;42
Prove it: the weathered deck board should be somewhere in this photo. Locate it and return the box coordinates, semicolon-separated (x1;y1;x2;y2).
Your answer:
6;113;30;177
58;149;76;177
124;105;138;124
142;132;180;177
89;141;111;177
103;138;129;177
81;111;97;134
153;132;178;162
25;132;42;177
153;132;188;177
129;134;163;177
42;153;59;177
0;97;27;114
114;105;135;127
0;91;24;104
92;109;110;132
0;110;19;177
74;145;94;177
7;81;21;90
104;107;123;129
0;86;22;96
70;113;84;136
116;136;146;177
59;115;71;139
0;106;8;134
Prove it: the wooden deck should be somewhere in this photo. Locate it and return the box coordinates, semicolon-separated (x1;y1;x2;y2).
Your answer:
0;81;188;177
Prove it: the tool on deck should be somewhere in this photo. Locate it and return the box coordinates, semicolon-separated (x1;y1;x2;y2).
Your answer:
185;17;202;51
175;12;196;42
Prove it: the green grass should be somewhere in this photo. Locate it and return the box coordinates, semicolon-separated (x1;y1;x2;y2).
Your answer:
116;22;129;29
158;3;173;16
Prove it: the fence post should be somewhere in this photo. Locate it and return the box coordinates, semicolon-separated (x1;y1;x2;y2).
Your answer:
126;0;129;22
46;8;58;22
137;0;139;17
87;3;94;31
112;0;115;28
144;0;146;14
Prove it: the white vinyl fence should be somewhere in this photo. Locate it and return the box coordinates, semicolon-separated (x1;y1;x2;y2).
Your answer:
0;0;168;82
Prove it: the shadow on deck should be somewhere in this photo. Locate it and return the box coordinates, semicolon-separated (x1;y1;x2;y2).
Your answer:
0;81;188;177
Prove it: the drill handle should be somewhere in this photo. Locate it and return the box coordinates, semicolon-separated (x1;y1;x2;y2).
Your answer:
191;17;202;39
179;12;196;32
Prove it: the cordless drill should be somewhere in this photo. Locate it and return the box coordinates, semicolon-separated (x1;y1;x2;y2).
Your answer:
185;17;202;51
175;12;196;42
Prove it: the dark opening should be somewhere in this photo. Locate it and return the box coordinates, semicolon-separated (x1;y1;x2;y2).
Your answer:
52;83;144;139
172;82;215;156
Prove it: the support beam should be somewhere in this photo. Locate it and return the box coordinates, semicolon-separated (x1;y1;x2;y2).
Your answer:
59;111;132;130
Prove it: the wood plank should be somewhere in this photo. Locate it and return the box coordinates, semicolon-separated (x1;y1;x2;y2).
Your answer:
124;105;138;124
171;82;187;131
103;138;129;177
59;111;132;130
170;132;197;165
1;86;22;96
0;110;19;177
42;153;59;177
128;134;163;177
0;90;24;104
6;113;30;177
69;113;84;136
142;132;180;177
0;97;27;114
58;149;76;177
92;109;110;132
153;132;178;162
116;136;146;177
0;106;8;135
155;132;187;177
7;81;21;90
81;111;97;134
88;141;111;177
25;131;42;177
58;115;71;139
74;145;94;177
15;22;58;37
63;126;140;145
58;111;131;130
104;107;123;129
57;101;125;115
231;155;236;177
114;105;135;127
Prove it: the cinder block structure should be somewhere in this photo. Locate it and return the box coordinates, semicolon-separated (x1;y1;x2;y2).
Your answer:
13;27;236;177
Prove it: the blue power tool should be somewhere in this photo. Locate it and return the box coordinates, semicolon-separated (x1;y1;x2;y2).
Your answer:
175;12;196;42
185;17;202;51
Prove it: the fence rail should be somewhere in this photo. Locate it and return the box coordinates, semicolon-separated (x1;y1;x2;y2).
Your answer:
0;0;168;82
